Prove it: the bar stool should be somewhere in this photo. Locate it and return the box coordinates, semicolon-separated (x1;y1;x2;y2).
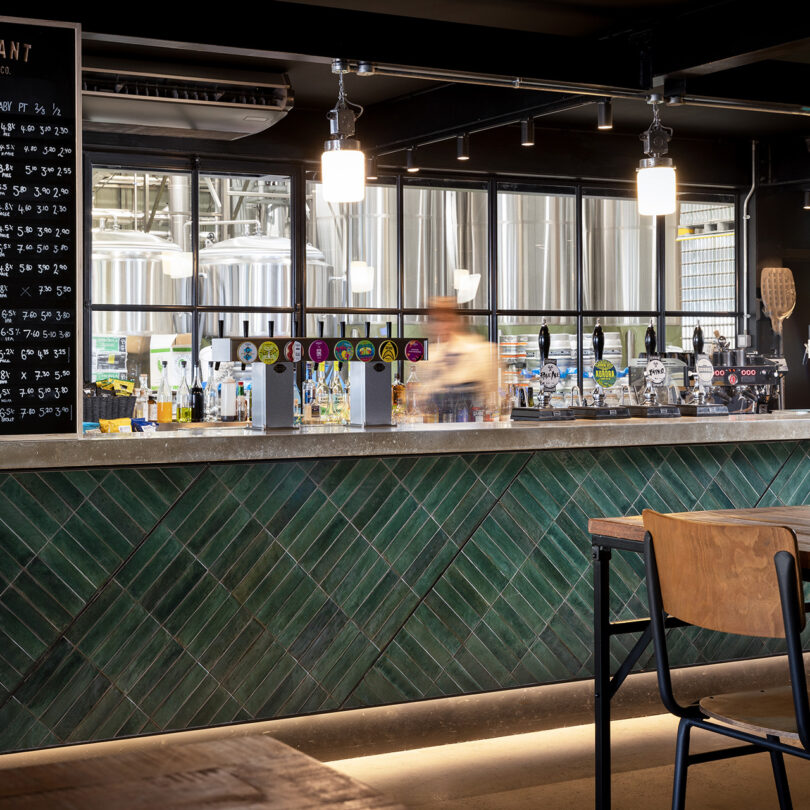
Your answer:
642;508;810;810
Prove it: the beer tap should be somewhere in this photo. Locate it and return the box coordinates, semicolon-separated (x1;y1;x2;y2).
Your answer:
591;321;606;407
538;319;552;408
642;318;658;406
690;322;706;405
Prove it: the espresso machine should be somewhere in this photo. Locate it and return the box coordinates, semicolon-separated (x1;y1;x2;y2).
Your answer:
511;319;574;421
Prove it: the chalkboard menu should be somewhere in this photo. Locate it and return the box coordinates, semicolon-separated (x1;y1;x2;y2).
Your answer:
0;17;80;435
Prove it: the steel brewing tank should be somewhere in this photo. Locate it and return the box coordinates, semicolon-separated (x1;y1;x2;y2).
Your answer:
198;235;327;335
90;229;189;334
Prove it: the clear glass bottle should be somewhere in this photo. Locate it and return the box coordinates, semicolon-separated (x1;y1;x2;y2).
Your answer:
405;364;421;422
177;361;192;423
156;360;173;423
302;362;314;424
235;381;248;422
293;379;302;426
148;388;157;421
134;374;149;420
204;361;219;422
191;363;204;422
220;365;237;422
392;372;406;424
330;361;346;424
315;363;331;423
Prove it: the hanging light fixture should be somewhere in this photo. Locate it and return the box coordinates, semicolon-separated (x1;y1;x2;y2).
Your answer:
456;133;470;161
637;96;676;216
597;99;613;130
321;66;365;203
803;190;810;210
350;260;375;294
406;147;420;173
520;117;535;147
366;154;379;181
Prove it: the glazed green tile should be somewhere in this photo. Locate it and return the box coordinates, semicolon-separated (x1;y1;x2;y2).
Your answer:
221;633;283;699
474;452;530;496
254;565;311;629
455;638;509;689
257;473;317;536
122;634;182;699
0;494;50;553
181;493;242;557
98;473;165;527
279;489;332;558
433;659;479;695
240;650;297;714
147;556;206;624
241;551;296;617
295;609;350;672
173;583;230;647
363;490;417;553
48;528;108;588
455;543;507;603
151;662;208;728
137;653;195;717
382;455;419;482
197;509;258;569
68;688;131;742
255;660;311;717
359;577;412;641
286;598;340;659
400;528;454;594
0;593;54;657
38;655;102;729
125;531;183;602
231;541;285;606
396;627;444;680
323;541;377;602
275;588;329;647
217;527;273;590
298;512;352;574
184;596;241;661
63;511;124;571
12;568;72;631
0;478;62;539
328;634;380;702
309;621;363;684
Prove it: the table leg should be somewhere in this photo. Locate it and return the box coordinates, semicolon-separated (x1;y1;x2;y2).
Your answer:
593;543;612;810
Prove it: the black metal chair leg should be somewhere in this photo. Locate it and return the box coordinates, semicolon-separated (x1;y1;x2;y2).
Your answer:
672;718;692;810
767;735;793;810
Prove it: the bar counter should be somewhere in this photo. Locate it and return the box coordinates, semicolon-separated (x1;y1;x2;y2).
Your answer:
3;412;810;470
2;413;810;755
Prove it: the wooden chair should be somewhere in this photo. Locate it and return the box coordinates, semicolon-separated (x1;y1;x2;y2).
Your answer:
642;509;810;810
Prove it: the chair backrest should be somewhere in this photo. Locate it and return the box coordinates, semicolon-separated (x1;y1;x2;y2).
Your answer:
642;509;805;638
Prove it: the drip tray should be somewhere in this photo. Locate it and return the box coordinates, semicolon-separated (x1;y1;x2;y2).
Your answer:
678;404;729;416
627;405;682;418
511;407;575;421
569;406;630;419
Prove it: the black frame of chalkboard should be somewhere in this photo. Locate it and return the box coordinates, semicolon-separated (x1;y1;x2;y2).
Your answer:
0;15;82;437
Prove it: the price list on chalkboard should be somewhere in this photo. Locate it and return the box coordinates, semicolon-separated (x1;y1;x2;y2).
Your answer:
0;17;79;435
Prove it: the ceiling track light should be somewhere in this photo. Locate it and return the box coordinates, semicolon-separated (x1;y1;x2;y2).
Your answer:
636;95;676;217
406;147;419;173
520;117;535;147
804;190;810;210
366;154;379;181
456;133;470;161
321;67;365;203
597;98;613;130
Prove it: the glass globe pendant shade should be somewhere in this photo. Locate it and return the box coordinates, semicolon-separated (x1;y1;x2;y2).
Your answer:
321;146;365;203
637;159;676;216
349;260;375;294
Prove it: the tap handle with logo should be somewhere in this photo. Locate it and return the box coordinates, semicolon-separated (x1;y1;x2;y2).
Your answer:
538;319;550;364
592;320;604;362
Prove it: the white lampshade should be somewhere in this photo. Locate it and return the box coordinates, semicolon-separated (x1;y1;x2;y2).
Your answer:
453;268;469;290
456;273;481;304
350;260;375;294
321;148;365;203
637;165;676;216
161;251;193;278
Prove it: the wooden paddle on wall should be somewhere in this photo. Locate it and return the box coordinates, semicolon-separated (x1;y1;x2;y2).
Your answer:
761;266;796;336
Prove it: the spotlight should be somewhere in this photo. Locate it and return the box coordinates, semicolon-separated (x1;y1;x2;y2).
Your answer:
366;154;378;181
804;190;810;210
520;118;535;147
406;147;419;173
456;133;470;161
597;99;613;130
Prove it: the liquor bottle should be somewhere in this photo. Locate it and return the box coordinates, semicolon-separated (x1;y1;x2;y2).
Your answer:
191;364;204;422
156;361;173;423
405;364;421;421
330;361;346;424
315;363;331;423
392;372;406;423
235;381;249;422
204;361;219;422
177;361;192;423
220;367;237;422
148;388;157;421
302;362;314;424
134;374;149;419
293;379;302;426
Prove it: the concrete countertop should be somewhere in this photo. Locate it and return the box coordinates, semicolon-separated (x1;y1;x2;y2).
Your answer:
2;412;810;471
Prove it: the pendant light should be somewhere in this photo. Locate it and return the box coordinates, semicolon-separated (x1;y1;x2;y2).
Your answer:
637;96;676;216
321;68;365;203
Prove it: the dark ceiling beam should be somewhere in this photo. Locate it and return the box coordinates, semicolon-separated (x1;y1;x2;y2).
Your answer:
648;0;810;79
360;86;595;154
1;1;642;89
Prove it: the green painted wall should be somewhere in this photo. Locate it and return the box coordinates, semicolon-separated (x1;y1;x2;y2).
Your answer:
1;440;809;752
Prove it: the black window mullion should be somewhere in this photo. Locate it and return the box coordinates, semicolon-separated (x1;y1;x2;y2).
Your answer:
191;157;200;371
575;184;584;393
488;176;498;343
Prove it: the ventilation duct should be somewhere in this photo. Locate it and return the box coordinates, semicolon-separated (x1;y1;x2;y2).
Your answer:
81;56;293;140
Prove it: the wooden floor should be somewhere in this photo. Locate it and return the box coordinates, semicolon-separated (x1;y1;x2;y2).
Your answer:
0;734;405;809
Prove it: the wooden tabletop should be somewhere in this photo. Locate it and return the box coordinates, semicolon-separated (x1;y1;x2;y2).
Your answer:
0;734;405;809
589;506;810;567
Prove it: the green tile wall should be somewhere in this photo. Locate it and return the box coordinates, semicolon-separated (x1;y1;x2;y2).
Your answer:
1;440;808;752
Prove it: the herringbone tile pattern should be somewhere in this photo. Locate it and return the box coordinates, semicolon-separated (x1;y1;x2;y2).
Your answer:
0;442;806;752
